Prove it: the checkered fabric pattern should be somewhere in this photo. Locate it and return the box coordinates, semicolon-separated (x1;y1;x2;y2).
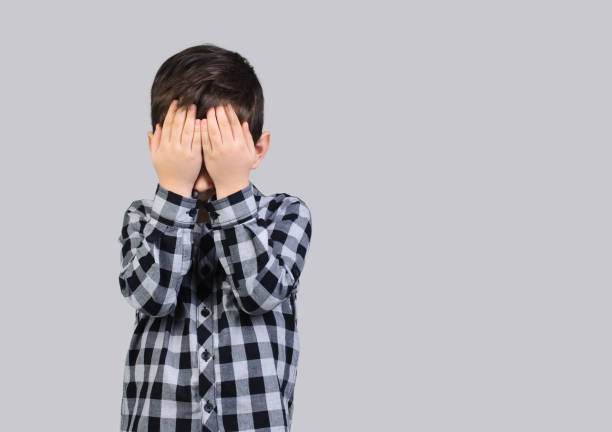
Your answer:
117;180;312;432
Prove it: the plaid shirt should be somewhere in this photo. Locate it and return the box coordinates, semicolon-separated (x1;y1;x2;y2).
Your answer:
117;180;312;432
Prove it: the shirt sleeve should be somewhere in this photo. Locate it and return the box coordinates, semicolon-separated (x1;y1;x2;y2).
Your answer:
117;183;200;317
202;181;313;315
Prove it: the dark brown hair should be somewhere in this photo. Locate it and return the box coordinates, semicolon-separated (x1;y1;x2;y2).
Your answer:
150;44;264;144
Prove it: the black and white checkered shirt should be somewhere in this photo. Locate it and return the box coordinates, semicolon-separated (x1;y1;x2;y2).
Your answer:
117;180;312;432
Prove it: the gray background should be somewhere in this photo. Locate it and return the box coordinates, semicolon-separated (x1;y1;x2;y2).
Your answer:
0;1;609;431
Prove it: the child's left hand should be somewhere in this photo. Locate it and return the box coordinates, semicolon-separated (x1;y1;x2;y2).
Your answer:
200;103;256;199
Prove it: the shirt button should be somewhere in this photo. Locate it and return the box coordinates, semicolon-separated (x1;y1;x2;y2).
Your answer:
201;349;211;361
201;307;210;317
209;211;218;218
204;400;214;412
188;208;197;217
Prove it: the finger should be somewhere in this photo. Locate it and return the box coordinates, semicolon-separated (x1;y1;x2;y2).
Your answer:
181;104;197;151
192;119;201;155
215;104;233;145
161;99;178;148
171;101;189;147
242;121;254;149
242;122;256;159
201;118;212;154
225;104;244;145
206;106;222;150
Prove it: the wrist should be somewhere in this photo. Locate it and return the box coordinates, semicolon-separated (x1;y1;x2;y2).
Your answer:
214;179;250;200
158;180;193;199
202;180;256;229
152;182;200;229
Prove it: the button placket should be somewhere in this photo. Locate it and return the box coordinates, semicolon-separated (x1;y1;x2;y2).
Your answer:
199;305;214;366
193;229;219;431
197;290;217;430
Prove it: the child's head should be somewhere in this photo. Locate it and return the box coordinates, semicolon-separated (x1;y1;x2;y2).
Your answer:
149;43;269;196
150;43;266;145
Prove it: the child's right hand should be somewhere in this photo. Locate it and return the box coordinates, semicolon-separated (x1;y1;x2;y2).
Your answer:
148;99;203;198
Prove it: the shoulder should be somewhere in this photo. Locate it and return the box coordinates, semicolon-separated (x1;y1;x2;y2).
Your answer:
118;198;153;243
120;198;154;228
123;198;153;218
256;187;312;227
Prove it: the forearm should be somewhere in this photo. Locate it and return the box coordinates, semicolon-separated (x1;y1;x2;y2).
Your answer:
203;182;312;315
118;183;200;317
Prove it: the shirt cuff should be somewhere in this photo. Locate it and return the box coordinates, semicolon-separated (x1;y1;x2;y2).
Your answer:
202;181;257;228
150;183;200;228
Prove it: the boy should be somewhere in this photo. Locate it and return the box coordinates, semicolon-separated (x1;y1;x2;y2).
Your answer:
117;44;312;432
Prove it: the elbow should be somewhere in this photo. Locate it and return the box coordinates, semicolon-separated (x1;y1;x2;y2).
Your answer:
133;297;177;318
235;293;282;316
231;275;295;316
118;274;177;318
